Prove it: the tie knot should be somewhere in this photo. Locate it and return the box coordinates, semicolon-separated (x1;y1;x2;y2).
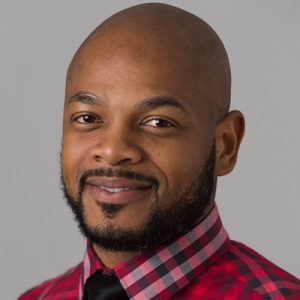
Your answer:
83;270;129;300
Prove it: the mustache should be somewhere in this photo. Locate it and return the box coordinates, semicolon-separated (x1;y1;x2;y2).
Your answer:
78;168;160;195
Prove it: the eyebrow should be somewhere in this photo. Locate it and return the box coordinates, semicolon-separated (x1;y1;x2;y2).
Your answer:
68;92;188;114
68;91;104;106
138;96;188;114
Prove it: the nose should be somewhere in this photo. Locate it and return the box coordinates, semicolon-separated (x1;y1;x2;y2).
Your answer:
90;125;143;167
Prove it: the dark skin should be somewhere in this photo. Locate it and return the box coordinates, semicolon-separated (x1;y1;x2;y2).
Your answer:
62;3;245;268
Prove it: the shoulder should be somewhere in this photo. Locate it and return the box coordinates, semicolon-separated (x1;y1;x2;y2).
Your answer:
18;262;82;300
218;241;300;298
180;241;300;299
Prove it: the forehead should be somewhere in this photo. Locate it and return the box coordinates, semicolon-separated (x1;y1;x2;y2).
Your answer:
66;31;213;117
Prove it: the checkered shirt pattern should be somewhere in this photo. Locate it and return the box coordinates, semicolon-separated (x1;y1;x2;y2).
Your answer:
19;205;300;299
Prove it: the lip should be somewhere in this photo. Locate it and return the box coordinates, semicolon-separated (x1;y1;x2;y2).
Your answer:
85;177;153;205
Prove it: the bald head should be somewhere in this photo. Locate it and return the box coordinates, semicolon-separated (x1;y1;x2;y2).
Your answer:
62;4;245;257
67;3;231;121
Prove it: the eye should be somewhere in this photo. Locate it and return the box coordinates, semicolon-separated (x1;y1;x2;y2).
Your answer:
74;114;98;124
144;118;174;128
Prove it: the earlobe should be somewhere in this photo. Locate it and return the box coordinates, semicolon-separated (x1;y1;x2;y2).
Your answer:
215;110;245;176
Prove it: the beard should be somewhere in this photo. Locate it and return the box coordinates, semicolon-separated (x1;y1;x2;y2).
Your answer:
61;143;216;252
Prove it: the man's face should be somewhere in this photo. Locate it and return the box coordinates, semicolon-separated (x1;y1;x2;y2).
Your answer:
61;33;217;251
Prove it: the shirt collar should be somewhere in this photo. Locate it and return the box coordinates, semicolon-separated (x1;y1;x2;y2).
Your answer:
80;204;230;300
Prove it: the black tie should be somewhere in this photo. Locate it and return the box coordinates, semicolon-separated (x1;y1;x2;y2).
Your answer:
83;270;129;300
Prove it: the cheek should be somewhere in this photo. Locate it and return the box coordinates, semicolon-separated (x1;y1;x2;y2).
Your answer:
150;139;209;199
61;135;89;193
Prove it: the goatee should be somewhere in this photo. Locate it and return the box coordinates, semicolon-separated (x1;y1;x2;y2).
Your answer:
61;143;216;252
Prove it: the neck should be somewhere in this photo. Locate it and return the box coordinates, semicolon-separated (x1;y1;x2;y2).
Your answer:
91;201;216;269
92;244;140;269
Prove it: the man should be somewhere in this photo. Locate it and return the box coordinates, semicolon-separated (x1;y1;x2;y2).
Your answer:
19;3;300;299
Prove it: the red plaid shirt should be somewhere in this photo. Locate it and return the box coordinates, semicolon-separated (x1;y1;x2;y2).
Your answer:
19;205;300;299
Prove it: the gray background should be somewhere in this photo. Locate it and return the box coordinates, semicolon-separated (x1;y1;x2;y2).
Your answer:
1;1;299;299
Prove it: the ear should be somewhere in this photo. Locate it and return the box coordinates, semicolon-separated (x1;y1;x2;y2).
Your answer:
215;110;245;176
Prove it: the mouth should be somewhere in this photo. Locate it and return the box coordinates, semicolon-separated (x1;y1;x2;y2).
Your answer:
85;177;154;205
95;186;144;193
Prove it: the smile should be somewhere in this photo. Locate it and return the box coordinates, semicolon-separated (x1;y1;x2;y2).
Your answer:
85;177;153;205
98;186;138;193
